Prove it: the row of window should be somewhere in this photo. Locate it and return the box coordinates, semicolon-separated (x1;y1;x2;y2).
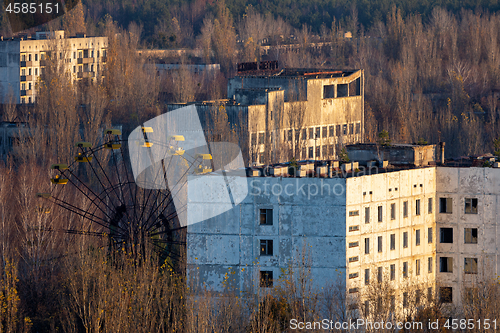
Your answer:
256;144;343;163
251;123;361;145
20;49;106;62
352;256;478;286
440;197;478;214
351;228;478;254
359;287;453;316
349;198;434;223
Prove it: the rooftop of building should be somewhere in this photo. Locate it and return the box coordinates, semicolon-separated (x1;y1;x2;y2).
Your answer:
1;30;105;42
235;61;359;78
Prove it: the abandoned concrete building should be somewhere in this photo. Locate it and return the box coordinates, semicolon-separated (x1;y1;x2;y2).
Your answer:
186;143;500;312
0;30;107;104
168;66;364;165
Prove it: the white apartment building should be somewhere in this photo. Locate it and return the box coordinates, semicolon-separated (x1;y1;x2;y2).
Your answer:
186;160;500;309
168;67;364;164
0;30;107;104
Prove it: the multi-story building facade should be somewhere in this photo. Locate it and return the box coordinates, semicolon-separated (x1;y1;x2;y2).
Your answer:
0;30;107;104
168;67;364;165
186;150;500;309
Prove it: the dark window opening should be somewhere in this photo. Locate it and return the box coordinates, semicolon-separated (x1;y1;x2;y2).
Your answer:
440;228;453;243
260;271;273;288
428;227;433;243
337;84;348;97
428;198;433;214
364;238;370;254
390;234;395;250
260;240;273;256
440;287;453;303
323;84;334;99
378;206;383;222
416;199;421;216
403;261;408;277
365;268;370;285
390;203;396;220
390;264;395;280
403;231;408;248
440;257;453;273
440;198;453;213
336;125;341;136
378;236;382;253
322;126;327;138
329;126;334;137
416;229;421;246
365;207;370;224
403;201;408;218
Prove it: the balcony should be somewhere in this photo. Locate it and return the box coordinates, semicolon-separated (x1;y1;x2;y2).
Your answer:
20;90;33;96
101;56;107;63
20;75;33;82
39;60;48;66
77;57;95;64
20;61;32;67
77;72;95;79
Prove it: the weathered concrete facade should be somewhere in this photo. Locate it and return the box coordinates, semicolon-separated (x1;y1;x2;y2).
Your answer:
187;176;347;292
187;165;500;308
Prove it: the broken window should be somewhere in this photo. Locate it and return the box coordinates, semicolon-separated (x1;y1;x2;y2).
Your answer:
465;198;478;214
440;287;453;303
260;271;273;287
464;228;478;244
464;258;478;274
259;209;273;225
260;240;273;256
440;228;453;243
337;83;348;97
439;197;453;213
440;257;453;273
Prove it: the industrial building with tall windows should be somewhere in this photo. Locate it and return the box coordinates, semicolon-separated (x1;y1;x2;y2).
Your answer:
168;65;364;164
0;30;107;104
186;143;500;311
